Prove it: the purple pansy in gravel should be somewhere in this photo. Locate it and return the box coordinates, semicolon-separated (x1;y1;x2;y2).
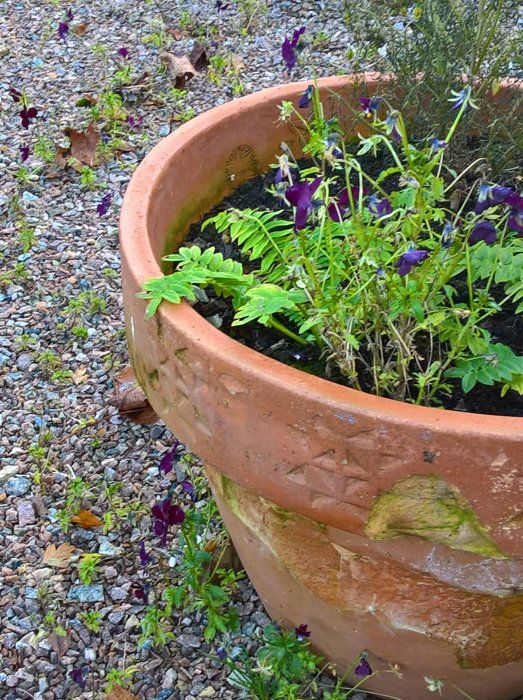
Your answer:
468;220;497;245
358;95;382;116
152;497;185;545
96;192;113;217
368;194;392;218
9;86;22;103
281;26;306;71
139;541;151;566
181;479;194;495
295;623;311;640
355;657;373;677
298;85;314;109
58;22;69;40
285;176;322;230
216;647;227;660
20;144;30;162
127;114;144;130
133;583;149;603
159;440;180;474
396;249;429;276
475;184;514;215
430;138;447;151
70;668;87;690
20;106;37;129
216;0;231;10
117;47;130;59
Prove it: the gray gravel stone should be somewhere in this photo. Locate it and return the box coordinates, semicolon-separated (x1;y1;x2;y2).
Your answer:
4;476;31;496
17;500;35;526
67;585;104;603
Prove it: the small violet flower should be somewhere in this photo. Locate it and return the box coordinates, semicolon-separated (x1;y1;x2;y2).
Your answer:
298;85;313;109
358;95;382;116
285;176;322;230
20;106;38;129
506;193;523;234
96;192;113;217
20;144;30;162
355;657;373;677
216;0;231;10
295;623;311;640
468;220;497;245
216;647;227;660
281;26;306;71
396;249;429;276
475;184;514;215
430;138;447;151
384;111;401;142
70;668;87;690
368;194;392;219
58;22;69;40
328;187;362;222
127;114;144;130
181;479;194;495
66;9;74;21
441;221;456;249
448;86;477;112
159;441;181;474
139;541;151;566
151;497;185;546
133;583;149;603
117;47;130;59
9;86;22;103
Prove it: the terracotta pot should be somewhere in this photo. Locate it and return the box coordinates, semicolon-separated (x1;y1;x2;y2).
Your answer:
120;75;523;700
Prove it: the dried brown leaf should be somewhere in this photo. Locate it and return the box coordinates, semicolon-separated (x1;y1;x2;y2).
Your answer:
65;124;101;166
42;542;76;568
160;51;197;89
106;687;138;700
48;629;71;660
107;365;158;424
70;509;103;529
71;366;89;385
55;145;69;169
189;42;209;72
167;27;186;40
73;22;88;36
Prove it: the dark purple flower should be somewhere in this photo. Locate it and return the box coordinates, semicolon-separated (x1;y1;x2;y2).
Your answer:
368;194;392;218
133;583;149;603
449;86;471;111
96;192;113;217
285;176;322;230
468;220;497;245
127;114;144;130
358;95;382;116
20;144;30;162
475;184;514;214
9;86;22;103
70;667;87;690
117;47;130;59
281;26;306;71
139;541;151;566
58;22;69;40
430;138;447;151
66;8;74;21
295;623;311;640
152;497;185;545
396;249;429;276
507;194;523;234
181;479;194;495
20;106;37;129
441;221;456;248
216;0;231;10
355;658;373;677
298;85;314;109
216;647;227;660
384;112;401;141
328;186;361;222
159;441;180;475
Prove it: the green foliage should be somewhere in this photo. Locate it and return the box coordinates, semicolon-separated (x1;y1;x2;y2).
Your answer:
79;610;102;633
77;553;102;584
104;666;137;693
139;605;174;648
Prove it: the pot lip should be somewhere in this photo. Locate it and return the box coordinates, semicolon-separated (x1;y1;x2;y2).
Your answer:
120;73;523;435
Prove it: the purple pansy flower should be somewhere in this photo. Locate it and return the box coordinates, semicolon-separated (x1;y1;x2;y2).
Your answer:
281;26;306;71
58;22;69;40
152;497;185;546
368;194;392;218
295;623;311;640
358;95;382;116
96;192;113;217
9;86;22;103
66;9;74;21
430;138;447;151
468;220;497;245
285;176;322;230
127;114;144;130
298;85;314;109
159;441;181;474
475;184;514;215
139;541;152;566
216;647;227;660
396;249;429;276
133;583;149;603
355;657;373;677
216;1;231;10
70;667;87;690
384;112;401;141
20;144;30;162
328;186;362;222
181;479;194;495
506;194;523;233
20;106;38;129
117;47;130;59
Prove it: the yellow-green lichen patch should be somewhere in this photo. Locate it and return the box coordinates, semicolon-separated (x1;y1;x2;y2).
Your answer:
365;474;507;559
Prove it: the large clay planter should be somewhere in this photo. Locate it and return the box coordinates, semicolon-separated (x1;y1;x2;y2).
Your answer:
120;76;523;700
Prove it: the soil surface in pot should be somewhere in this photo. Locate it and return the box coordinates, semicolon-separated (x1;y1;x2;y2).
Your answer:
183;170;523;418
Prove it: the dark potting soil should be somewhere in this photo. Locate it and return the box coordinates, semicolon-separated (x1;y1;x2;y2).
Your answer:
185;170;523;418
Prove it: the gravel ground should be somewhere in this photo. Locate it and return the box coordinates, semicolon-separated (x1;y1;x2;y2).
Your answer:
0;1;356;698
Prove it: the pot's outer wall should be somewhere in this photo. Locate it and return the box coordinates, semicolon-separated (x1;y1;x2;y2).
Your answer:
120;76;523;699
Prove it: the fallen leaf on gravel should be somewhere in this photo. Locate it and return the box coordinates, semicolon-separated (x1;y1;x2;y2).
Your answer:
42;543;76;568
160;51;197;89
107;365;158;424
49;629;71;660
73;22;88;35
106;687;138;700
54;145;70;168
71;366;89;385
167;27;186;40
189;42;209;71
64;124;101;165
70;509;103;529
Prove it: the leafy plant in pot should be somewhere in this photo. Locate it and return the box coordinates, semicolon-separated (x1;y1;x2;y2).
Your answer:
119;74;523;700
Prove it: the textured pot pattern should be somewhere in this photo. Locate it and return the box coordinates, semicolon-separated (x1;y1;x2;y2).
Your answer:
120;76;523;700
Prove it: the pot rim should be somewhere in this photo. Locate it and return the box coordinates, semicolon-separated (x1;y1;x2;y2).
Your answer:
120;73;522;435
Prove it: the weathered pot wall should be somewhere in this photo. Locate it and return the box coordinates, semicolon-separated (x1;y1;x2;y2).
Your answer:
120;76;523;699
